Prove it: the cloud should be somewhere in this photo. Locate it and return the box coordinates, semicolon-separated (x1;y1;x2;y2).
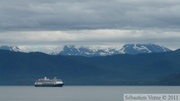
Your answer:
0;0;180;50
1;0;180;31
0;29;180;49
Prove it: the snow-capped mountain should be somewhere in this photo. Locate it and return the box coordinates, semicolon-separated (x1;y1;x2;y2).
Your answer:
0;45;21;52
59;44;172;56
121;44;171;55
59;45;121;56
0;45;59;54
0;44;172;56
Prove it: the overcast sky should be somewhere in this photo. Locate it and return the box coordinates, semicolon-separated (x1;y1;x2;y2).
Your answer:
0;0;180;50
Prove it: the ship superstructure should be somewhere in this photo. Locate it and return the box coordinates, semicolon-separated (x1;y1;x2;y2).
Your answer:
34;77;64;87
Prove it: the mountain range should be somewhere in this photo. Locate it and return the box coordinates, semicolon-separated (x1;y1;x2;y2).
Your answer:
0;43;172;56
0;47;180;85
59;44;171;56
0;45;21;52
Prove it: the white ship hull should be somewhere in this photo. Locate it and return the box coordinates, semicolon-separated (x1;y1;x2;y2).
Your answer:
34;77;64;87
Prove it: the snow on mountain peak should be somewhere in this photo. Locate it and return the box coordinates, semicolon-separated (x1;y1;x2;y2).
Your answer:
121;43;171;54
0;43;172;56
59;45;121;56
0;45;21;52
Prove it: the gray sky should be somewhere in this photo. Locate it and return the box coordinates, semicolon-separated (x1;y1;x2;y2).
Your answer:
0;0;180;50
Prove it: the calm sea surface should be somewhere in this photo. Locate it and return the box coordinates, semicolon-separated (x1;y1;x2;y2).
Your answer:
0;86;180;101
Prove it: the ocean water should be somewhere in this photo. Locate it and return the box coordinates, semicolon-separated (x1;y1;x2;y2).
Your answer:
0;86;180;101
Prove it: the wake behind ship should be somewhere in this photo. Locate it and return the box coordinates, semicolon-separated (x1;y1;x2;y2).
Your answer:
34;77;64;87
